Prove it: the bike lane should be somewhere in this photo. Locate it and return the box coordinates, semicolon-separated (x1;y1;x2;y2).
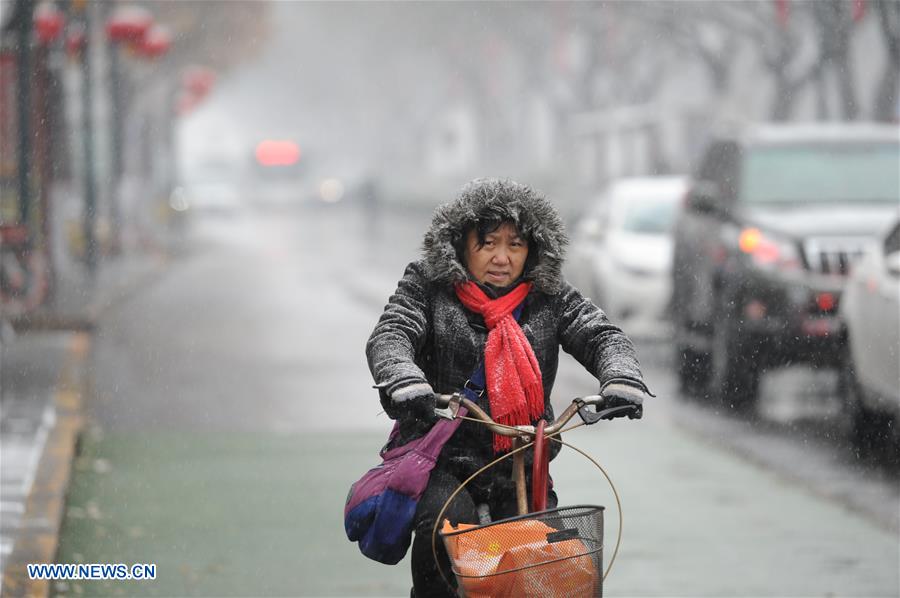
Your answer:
53;386;899;597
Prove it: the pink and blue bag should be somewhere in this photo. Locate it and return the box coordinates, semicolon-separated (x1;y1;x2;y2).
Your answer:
343;405;468;564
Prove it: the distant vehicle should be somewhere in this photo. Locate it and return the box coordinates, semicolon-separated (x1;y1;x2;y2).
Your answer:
671;123;899;407
177;157;245;216
568;176;688;330
174;180;242;216
841;218;900;453
248;140;313;205
312;168;381;206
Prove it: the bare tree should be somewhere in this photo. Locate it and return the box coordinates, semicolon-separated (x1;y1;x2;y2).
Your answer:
812;0;860;120
706;2;821;121
623;2;740;104
151;1;272;75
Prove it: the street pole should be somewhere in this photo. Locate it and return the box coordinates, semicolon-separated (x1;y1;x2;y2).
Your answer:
15;0;34;228
78;2;98;274
108;18;123;254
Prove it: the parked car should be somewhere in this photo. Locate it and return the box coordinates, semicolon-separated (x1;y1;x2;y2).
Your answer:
671;123;899;407
841;218;900;453
568;176;687;332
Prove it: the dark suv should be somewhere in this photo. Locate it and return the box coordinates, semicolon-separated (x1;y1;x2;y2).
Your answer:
671;124;899;407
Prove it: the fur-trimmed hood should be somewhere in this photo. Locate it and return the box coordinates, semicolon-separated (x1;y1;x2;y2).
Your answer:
421;178;568;294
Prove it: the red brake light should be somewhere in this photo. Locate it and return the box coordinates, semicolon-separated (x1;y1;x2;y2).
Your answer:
816;292;836;312
255;140;300;166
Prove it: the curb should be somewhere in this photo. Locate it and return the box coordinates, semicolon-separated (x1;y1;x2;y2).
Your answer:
0;254;169;596
1;333;90;598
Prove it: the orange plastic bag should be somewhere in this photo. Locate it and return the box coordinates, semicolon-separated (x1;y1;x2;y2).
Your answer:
441;519;599;597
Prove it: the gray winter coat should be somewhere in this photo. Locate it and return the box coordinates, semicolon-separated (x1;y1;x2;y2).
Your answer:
366;179;649;489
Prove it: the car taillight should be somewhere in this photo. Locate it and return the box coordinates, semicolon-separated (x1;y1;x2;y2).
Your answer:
738;227;801;272
816;292;837;312
255;140;300;166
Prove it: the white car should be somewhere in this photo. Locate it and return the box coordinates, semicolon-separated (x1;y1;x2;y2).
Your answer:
568;176;688;334
841;217;900;452
177;181;243;216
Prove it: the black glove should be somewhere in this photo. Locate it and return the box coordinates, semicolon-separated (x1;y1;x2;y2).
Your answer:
390;383;437;424
598;383;646;420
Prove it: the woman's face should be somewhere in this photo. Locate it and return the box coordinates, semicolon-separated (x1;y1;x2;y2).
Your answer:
463;222;529;287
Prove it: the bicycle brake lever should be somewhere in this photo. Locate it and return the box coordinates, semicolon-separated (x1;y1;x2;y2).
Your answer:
577;403;638;425
435;393;463;420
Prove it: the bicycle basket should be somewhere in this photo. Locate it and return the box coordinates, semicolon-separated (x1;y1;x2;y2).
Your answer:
440;505;604;598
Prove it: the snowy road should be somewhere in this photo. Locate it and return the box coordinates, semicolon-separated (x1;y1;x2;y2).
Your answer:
54;200;898;596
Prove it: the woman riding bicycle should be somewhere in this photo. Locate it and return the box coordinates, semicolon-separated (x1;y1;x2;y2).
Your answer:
366;178;652;597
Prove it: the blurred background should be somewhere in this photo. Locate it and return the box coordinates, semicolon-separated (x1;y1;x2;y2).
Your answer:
1;1;898;597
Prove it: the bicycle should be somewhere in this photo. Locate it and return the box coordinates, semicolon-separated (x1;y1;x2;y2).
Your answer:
0;224;49;318
430;392;638;597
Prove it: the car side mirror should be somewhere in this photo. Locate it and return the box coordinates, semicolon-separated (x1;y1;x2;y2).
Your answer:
886;251;900;277
687;181;722;215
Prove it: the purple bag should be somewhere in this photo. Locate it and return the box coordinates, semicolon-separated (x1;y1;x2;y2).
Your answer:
344;407;467;564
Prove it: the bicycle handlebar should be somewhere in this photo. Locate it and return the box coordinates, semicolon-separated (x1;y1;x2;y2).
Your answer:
433;393;637;439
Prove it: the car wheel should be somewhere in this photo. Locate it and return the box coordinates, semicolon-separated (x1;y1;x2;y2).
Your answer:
676;344;710;394
845;368;894;458
708;310;759;410
674;320;710;394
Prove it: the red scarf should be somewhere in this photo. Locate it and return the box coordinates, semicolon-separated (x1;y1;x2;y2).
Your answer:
455;281;545;453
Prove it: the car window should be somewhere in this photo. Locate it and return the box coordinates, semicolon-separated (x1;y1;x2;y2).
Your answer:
616;196;679;234
740;143;900;204
884;222;900;256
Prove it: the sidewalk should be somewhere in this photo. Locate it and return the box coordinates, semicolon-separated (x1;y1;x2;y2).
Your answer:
0;333;72;566
0;250;168;596
18;248;168;332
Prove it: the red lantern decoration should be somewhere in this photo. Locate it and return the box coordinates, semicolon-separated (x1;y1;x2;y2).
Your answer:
774;0;789;27
175;91;199;116
105;5;153;43
182;66;216;98
174;66;217;117
65;23;87;58
34;1;65;45
138;24;171;58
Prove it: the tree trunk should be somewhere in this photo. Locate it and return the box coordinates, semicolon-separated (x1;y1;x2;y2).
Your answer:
813;0;859;121
834;37;860;120
770;73;794;121
830;1;859;120
873;0;900;121
837;61;860;120
873;63;899;122
815;68;830;120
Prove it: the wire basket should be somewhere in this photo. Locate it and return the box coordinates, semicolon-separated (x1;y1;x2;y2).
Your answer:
440;505;604;598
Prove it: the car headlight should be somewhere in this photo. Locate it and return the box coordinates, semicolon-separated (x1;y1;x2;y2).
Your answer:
319;178;345;203
169;187;189;212
738;227;801;272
